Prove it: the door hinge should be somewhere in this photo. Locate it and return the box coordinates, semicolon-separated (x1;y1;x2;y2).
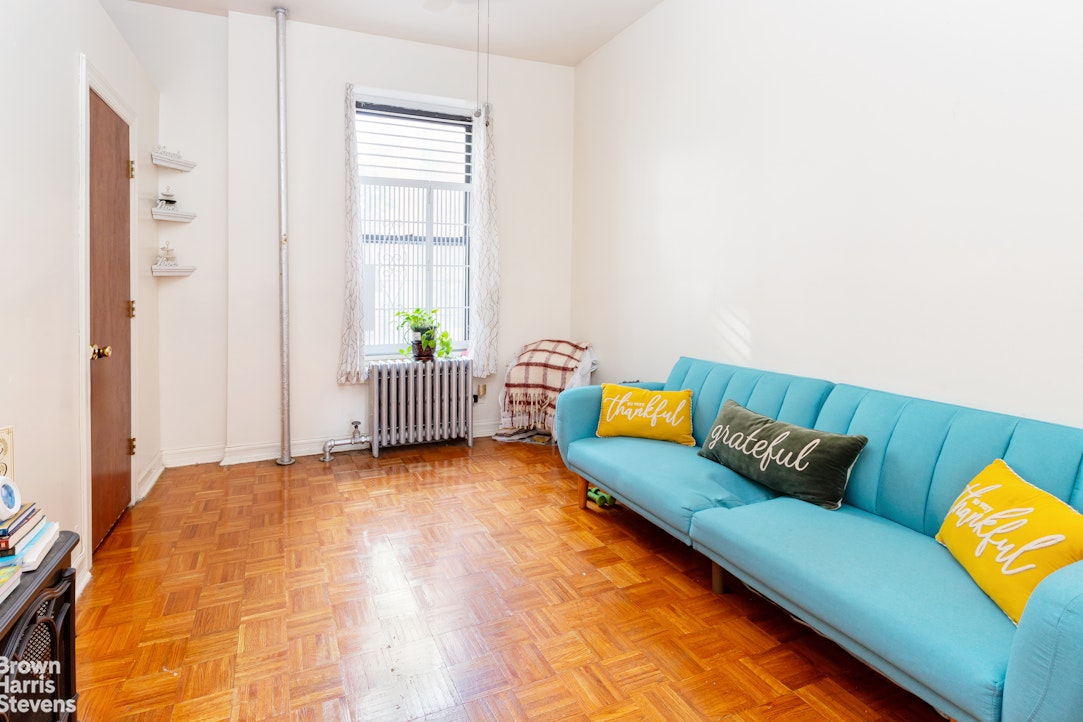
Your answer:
128;160;135;180
128;300;136;318
128;438;137;456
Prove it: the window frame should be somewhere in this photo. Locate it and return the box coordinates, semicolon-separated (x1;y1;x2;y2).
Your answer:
354;100;474;357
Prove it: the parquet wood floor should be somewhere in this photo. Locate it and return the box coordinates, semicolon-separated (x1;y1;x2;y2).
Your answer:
76;439;942;721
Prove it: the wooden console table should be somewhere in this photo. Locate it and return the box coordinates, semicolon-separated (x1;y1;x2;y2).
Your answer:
0;531;78;722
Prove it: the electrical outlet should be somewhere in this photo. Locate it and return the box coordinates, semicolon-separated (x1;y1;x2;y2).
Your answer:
0;427;12;479
479;383;487;398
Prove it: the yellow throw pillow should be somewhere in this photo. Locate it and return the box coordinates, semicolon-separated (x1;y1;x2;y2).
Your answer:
596;384;695;446
936;459;1083;623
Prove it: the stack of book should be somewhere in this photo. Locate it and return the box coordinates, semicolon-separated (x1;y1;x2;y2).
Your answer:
0;566;18;606
0;501;59;588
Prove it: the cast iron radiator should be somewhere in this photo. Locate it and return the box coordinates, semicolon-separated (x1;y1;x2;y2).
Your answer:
370;358;473;457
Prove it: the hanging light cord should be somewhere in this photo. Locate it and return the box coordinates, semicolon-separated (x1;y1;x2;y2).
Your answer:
486;0;491;109
475;0;482;117
474;0;492;120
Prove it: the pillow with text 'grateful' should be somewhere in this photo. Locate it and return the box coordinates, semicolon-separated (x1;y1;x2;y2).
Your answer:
936;459;1083;624
595;384;695;446
697;400;868;509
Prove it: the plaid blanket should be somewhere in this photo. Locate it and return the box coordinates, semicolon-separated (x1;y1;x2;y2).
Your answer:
501;339;590;433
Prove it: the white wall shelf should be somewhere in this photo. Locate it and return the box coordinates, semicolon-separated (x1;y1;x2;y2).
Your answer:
151;264;196;277
151;147;196;172
151;207;196;222
152;145;196;271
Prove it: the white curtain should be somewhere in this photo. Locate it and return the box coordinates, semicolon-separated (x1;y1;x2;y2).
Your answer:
469;104;500;378
337;83;368;384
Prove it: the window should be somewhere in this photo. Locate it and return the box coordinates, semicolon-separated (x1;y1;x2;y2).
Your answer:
355;101;473;355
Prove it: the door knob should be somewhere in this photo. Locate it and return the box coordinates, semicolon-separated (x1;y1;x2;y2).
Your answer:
90;344;112;360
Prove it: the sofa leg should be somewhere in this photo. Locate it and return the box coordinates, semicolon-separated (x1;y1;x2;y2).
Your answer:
577;477;588;509
711;562;729;594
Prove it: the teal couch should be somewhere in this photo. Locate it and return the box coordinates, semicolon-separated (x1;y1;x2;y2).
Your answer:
554;357;1083;722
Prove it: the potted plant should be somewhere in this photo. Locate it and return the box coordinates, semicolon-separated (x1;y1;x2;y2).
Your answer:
394;308;454;361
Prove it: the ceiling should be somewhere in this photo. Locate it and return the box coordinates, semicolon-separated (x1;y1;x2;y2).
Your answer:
126;0;665;66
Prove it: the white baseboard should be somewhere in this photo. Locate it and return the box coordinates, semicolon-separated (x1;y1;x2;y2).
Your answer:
219;437;339;466
74;553;92;599
135;452;164;503
219;442;281;466
472;419;500;438
219;424;503;466
162;444;227;468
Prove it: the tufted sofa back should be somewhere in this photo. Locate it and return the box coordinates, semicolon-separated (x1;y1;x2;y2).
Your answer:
662;357;834;448
656;359;1083;538
816;384;1083;538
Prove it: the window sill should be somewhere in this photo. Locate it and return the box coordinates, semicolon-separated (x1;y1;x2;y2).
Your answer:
364;351;471;363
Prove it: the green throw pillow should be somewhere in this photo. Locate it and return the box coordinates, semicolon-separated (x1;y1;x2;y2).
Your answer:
698;400;868;509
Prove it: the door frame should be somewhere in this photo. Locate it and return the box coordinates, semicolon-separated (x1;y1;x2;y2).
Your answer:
77;55;141;579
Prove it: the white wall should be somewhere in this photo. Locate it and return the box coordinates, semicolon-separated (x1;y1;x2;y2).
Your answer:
575;0;1083;428
223;15;574;461
2;1;160;574
102;1;229;466
103;6;575;463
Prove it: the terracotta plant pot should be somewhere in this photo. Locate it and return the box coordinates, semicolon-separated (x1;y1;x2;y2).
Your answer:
412;339;435;362
411;328;435;361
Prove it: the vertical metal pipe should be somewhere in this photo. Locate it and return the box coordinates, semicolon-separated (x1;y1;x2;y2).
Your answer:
371;365;381;458
465;358;473;448
275;7;295;466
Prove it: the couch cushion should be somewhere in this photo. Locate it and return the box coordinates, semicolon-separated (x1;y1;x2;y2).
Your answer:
815;385;1083;538
937;459;1083;624
662;358;834;447
698;400;868;509
692;499;1014;722
566;436;775;541
596;384;695;445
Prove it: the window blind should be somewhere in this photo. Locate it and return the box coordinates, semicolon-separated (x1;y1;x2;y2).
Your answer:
356;102;473;183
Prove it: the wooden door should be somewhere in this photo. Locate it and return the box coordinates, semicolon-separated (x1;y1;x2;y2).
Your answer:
89;90;132;551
